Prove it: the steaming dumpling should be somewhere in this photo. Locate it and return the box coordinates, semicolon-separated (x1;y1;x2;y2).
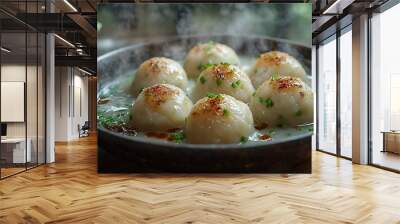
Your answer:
248;51;306;88
129;84;193;132
249;76;313;128
191;63;254;103
130;57;188;96
184;42;240;79
185;94;254;144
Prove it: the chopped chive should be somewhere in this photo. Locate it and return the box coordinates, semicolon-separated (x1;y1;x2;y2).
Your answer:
268;128;276;135
240;136;248;144
270;74;279;81
223;109;230;117
231;80;241;88
200;76;207;84
220;62;230;67
216;79;223;86
295;110;302;117
207;92;223;99
252;92;256;96
168;132;185;143
258;97;274;108
264;98;274;108
198;63;215;71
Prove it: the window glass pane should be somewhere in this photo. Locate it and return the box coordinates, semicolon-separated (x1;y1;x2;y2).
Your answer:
318;37;337;154
371;3;400;171
27;30;38;169
1;29;27;177
340;29;352;158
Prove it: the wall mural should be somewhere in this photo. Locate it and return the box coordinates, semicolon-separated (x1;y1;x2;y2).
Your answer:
97;3;313;173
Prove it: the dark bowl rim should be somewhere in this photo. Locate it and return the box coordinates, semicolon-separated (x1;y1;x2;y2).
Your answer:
98;127;312;150
97;34;313;149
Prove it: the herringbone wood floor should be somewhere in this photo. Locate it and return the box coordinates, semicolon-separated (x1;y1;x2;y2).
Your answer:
1;135;400;224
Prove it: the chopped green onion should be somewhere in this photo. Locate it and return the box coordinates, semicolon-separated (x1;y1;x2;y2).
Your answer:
207;92;223;99
231;80;241;88
198;63;215;71
268;128;276;135
220;62;230;67
168;132;185;143
259;97;274;108
270;74;279;81
200;76;207;84
223;109;230;117
240;136;248;144
264;98;274;108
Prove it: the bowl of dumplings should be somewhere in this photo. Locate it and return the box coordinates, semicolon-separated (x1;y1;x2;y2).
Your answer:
97;35;313;173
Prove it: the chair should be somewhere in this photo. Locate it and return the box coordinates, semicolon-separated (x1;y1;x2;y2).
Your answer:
79;121;90;138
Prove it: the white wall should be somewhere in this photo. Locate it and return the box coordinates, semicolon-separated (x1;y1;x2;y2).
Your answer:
54;67;89;141
55;67;70;141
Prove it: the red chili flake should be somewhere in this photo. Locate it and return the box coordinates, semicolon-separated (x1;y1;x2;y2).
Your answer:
271;76;302;90
299;92;305;98
192;97;225;116
146;132;168;139
259;134;272;141
147;58;167;73
144;85;178;106
260;51;287;66
211;64;234;80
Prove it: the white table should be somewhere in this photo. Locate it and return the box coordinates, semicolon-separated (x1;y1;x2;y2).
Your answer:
1;138;31;163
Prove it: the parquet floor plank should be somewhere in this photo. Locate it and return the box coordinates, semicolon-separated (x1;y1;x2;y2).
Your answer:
0;135;400;223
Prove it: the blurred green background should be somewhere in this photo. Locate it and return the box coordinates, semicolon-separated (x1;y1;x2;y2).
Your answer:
98;3;311;56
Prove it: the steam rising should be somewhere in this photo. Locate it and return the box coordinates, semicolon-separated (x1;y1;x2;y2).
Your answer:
98;4;311;88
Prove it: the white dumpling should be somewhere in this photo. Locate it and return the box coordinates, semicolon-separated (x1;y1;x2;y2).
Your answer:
185;94;254;144
130;57;188;96
249;76;313;128
184;42;240;79
191;63;255;103
129;84;193;132
248;51;307;88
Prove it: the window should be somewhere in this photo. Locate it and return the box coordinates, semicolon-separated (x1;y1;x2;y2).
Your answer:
370;3;400;171
340;28;352;158
0;2;46;179
317;36;337;154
